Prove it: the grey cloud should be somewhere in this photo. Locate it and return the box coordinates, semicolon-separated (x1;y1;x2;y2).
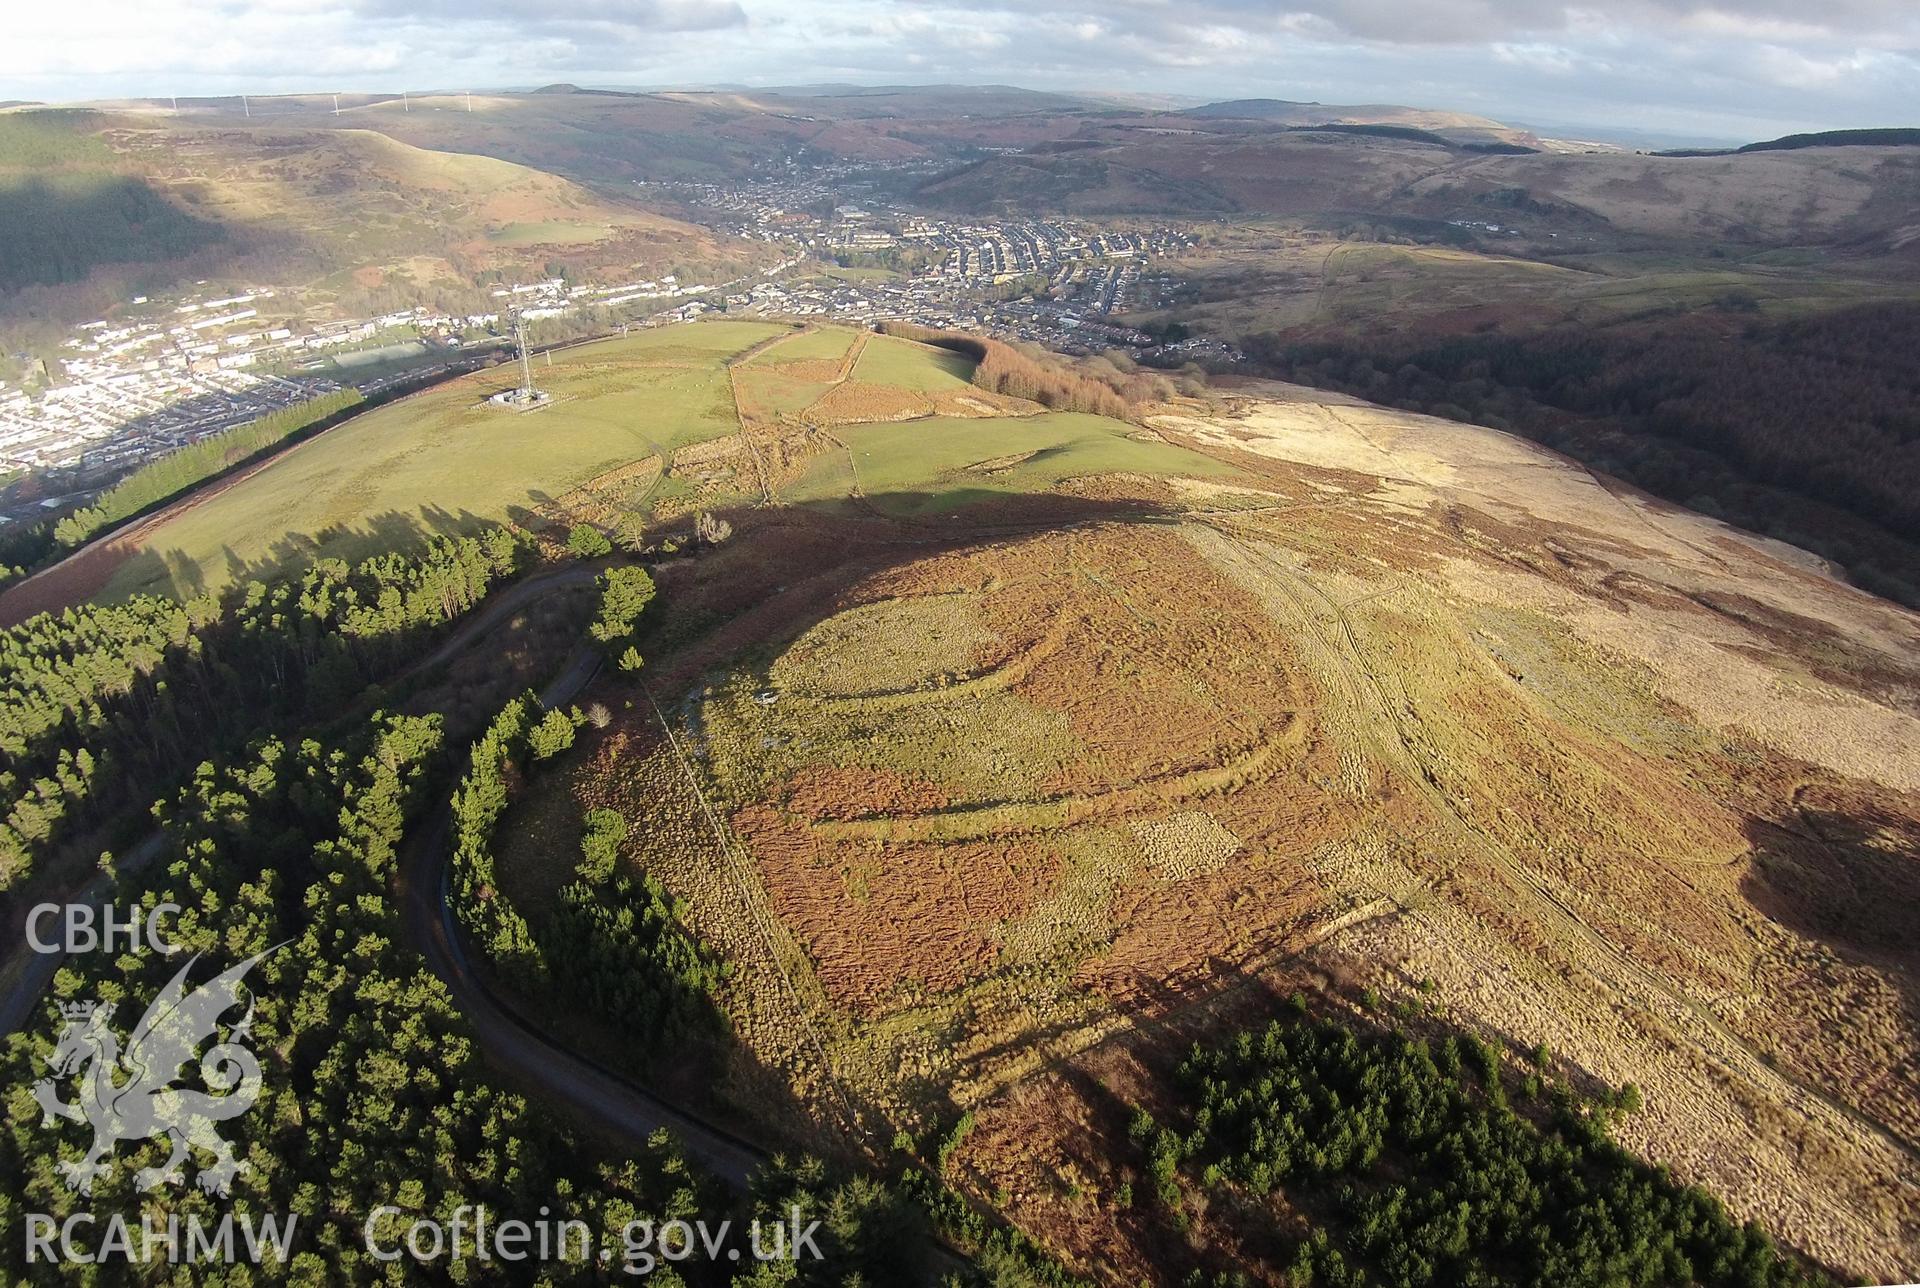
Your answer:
939;0;1920;46
350;0;747;33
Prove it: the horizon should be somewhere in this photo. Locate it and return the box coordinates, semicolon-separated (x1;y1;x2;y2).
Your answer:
6;79;1907;151
4;0;1916;146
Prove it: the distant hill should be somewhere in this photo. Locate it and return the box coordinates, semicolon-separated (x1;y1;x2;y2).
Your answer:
1740;127;1920;153
0;112;222;294
722;83;1093;119
1657;127;1920;158
530;83;651;100
1186;97;1519;138
0;107;765;339
1186;98;1321;119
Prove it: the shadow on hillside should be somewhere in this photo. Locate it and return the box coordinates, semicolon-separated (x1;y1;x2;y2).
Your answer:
636;486;1177;683
1740;805;1920;960
1740;802;1920;1007
114;504;496;599
0;176;224;293
1739;802;1920;1134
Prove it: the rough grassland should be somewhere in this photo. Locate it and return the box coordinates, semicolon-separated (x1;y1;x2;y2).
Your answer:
104;321;786;599
734;367;836;419
470;338;1920;1279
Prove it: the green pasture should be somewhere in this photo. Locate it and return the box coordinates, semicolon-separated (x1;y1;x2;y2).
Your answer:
486;220;618;246
747;325;860;366
735;367;835;417
107;321;785;599
851;335;976;392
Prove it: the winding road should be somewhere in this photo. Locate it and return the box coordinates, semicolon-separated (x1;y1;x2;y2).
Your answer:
395;639;774;1192
3;562;775;1191
397;638;975;1283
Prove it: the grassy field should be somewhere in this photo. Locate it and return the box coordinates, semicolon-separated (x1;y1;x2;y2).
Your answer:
734;366;836;418
746;325;860;366
851;334;976;392
486;220;618;246
83;318;1247;602
104;321;786;599
789;412;1241;516
818;265;903;283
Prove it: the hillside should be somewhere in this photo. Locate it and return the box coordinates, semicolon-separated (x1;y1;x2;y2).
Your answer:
913;118;1920;253
4;318;1916;1281
0;107;765;337
0;110;223;294
1183;97;1542;147
0;320;1193;610
389;321;1918;1283
35;320;791;605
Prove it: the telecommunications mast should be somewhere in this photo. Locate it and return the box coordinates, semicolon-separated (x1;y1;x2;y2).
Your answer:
488;308;550;408
516;311;536;397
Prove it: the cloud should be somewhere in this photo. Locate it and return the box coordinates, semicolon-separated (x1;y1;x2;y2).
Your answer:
955;0;1920;46
350;0;748;33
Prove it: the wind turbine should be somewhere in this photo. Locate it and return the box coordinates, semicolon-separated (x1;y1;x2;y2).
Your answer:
241;94;250;118
332;92;341;116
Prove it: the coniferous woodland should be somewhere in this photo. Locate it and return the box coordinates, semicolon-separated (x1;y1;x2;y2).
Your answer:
0;706;733;1282
0;534;934;1283
1132;1001;1825;1288
447;567;726;1057
448;695;729;1054
0;527;524;891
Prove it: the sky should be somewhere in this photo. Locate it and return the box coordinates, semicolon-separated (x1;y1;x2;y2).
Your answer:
2;0;1916;144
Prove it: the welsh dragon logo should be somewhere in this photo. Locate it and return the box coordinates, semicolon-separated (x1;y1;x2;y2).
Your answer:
31;949;273;1198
